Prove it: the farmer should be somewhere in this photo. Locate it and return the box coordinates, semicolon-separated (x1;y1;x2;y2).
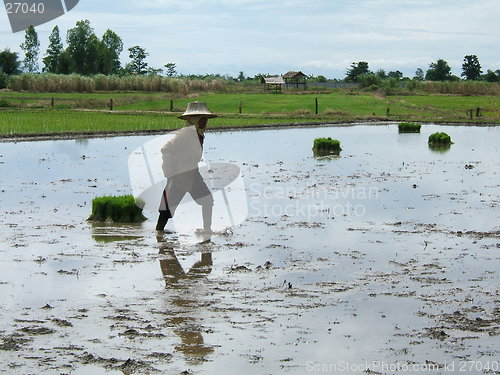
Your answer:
156;102;216;233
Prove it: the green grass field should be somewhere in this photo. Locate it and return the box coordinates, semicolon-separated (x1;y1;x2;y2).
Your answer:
1;91;499;137
113;92;405;116
113;92;500;120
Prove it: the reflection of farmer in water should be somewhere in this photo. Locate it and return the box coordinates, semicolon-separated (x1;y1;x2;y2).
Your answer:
156;102;216;233
158;236;214;363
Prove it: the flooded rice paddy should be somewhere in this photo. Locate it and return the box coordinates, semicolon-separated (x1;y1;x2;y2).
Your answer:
0;123;499;374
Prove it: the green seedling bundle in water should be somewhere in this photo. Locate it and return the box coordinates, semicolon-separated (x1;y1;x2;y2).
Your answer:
398;122;421;133
428;132;452;145
313;137;342;156
88;195;147;223
428;132;453;150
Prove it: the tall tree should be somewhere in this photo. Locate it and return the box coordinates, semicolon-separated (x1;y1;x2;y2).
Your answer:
164;63;177;77
425;59;453;81
66;19;98;75
84;33;100;75
345;61;370;82
99;29;123;75
413;68;424;81
0;48;21;75
461;55;482;80
58;50;75;74
43;26;63;73
127;46;148;75
20;25;40;73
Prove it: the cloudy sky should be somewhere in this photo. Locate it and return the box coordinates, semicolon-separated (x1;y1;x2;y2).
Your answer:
1;0;499;79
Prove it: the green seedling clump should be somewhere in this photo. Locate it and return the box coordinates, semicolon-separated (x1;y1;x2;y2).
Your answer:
313;137;342;156
88;195;147;223
398;122;421;133
428;132;452;145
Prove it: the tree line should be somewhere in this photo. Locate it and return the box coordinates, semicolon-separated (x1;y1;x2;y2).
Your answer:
1;19;500;87
0;20;175;79
344;56;500;84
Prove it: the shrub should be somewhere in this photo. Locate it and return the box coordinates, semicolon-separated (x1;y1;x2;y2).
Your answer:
398;122;421;133
313;137;342;156
6;73;231;93
0;99;10;107
415;81;500;95
8;73;95;92
88;195;147;223
0;70;8;89
428;132;452;145
358;73;382;89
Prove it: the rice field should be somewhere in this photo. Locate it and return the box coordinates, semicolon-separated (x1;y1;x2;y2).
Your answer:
1;91;499;137
0;109;333;137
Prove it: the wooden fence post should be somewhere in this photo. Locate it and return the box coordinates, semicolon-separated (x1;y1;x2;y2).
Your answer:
109;98;113;111
315;97;318;115
170;99;174;112
476;107;481;117
239;100;243;114
51;97;55;108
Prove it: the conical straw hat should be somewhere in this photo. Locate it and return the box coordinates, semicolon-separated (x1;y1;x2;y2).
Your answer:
178;101;217;119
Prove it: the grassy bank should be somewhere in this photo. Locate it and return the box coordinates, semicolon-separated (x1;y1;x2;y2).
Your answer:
2;91;498;119
0;91;499;137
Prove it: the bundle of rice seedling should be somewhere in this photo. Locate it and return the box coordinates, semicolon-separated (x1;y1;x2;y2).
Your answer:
88;195;147;223
428;132;452;145
313;137;342;156
398;122;421;133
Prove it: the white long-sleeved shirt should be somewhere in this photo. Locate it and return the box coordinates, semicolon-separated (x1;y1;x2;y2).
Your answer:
161;125;202;178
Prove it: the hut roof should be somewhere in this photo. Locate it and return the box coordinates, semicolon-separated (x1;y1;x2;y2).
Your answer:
263;76;285;84
283;71;307;79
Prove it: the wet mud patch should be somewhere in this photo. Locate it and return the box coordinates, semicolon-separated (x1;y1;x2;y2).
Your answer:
79;352;160;373
18;326;57;336
0;333;31;351
420;308;500;337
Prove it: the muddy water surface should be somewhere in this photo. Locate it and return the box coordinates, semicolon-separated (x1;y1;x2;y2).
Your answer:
0;124;499;374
